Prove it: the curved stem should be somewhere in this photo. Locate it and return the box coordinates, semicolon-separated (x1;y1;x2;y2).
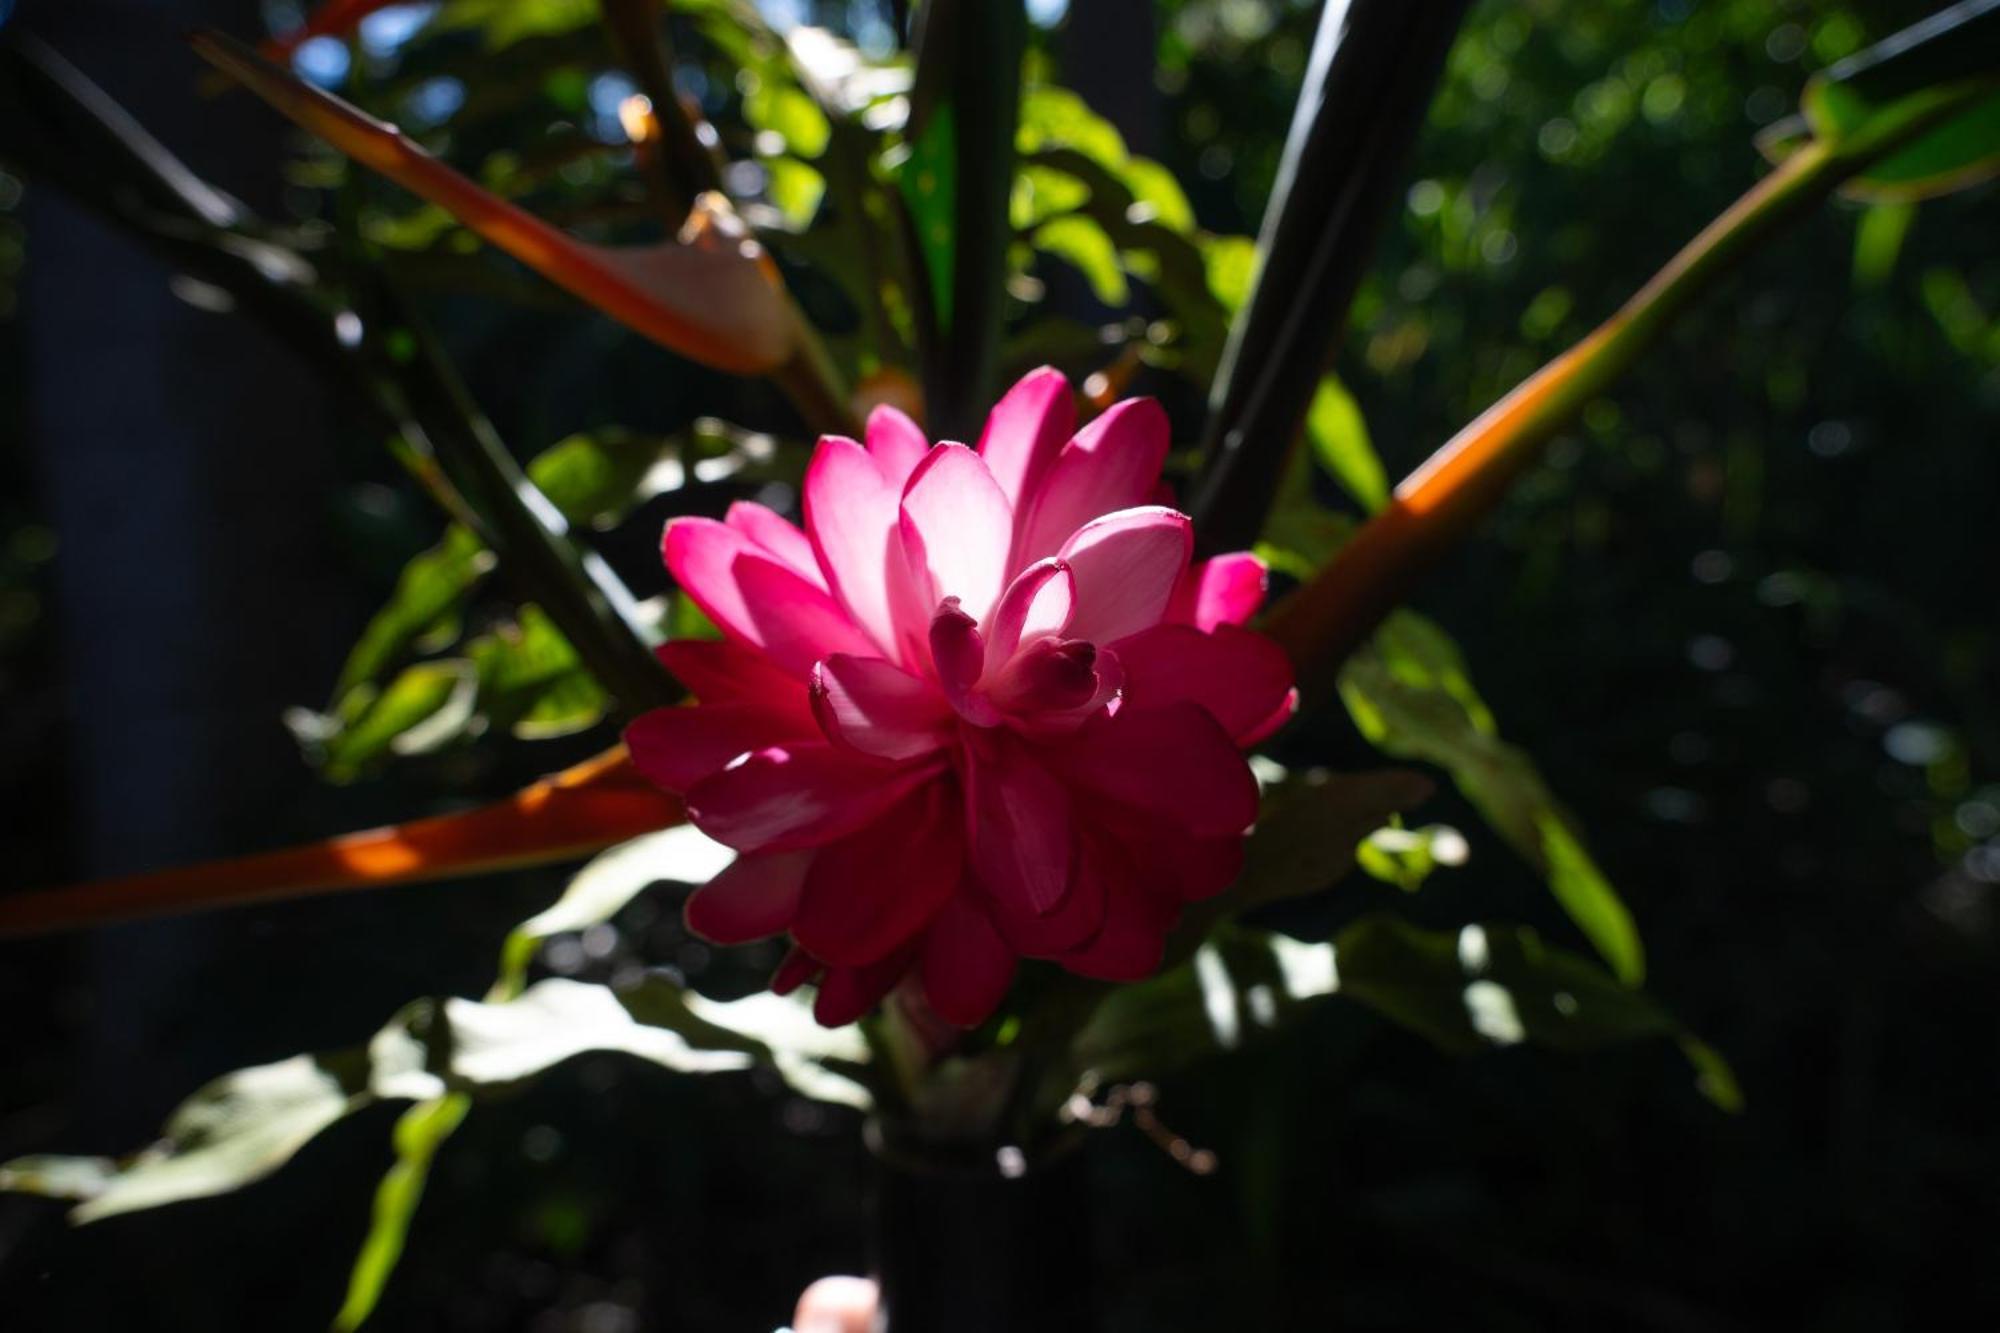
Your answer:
1270;78;1996;696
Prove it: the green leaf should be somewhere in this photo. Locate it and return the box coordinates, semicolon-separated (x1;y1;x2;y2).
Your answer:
1852;200;1918;287
1118;157;1196;234
497;825;737;993
764;157;827;229
329;526;493;702
1331;915;1738;1110
1339;611;1646;984
1032;214;1130;305
621;981;875;1109
1202;234;1259;314
0;1053;368;1223
1306;375;1389;513
525;430;675;530
433;0;598;49
467;604;608;740
320;659;480;782
1355;822;1470;892
333;1094;469;1333
0;980;751;1224
746;80;832;159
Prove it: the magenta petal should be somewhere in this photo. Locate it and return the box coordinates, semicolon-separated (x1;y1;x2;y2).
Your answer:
685;743;937;852
655;639;814;723
984;837;1106;955
624;703;812;793
983;557;1075;673
1056;505;1192;645
965;733;1073;915
866;404;931;487
898;444;1014;626
664;517;874;678
1106;812;1248;902
725;501;826;590
814;949;913;1026
771;945;818;995
920;897;1017;1027
1109;622;1297;744
1167;552;1269;630
684;850;812;943
928;599;997;724
1240;688;1300;747
1056;703;1259;837
977;366;1075;515
810;654;953;761
1014;396;1171;565
1056;835;1174;981
792;785;962;966
803;436;917;662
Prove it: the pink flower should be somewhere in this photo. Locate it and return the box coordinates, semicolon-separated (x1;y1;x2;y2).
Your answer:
626;369;1296;1028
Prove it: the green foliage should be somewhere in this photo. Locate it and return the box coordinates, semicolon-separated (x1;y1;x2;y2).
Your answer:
1341;611;1646;985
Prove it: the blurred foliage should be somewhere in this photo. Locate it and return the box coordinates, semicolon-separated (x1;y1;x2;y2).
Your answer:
1;0;1997;1330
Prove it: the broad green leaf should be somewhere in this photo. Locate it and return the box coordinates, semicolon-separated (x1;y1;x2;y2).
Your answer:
1032;215;1129;305
526;430;676;530
1339;611;1646;985
1306;375;1389;513
1331;916;1738;1110
1797;79;2000;202
3;1053;368;1223
0;980;750;1224
1075;917;1734;1111
623;981;875;1109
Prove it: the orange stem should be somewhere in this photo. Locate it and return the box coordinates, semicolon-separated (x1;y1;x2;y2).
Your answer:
0;747;682;938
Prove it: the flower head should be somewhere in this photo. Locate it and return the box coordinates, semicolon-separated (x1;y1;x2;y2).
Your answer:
627;369;1296;1027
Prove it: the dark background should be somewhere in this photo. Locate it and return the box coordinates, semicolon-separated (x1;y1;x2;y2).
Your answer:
2;0;1997;1328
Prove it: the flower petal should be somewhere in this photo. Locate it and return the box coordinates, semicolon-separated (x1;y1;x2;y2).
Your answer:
815;949;913;1026
803;435;920;662
1108;622;1296;744
624;703;813;793
810;654;953;761
929;599;998;724
1055;703;1259;837
1014;396;1170;565
684;849;812;943
978;366;1074;516
866;404;931;487
965;732;1072;915
685;743;937;852
725;501;827;590
792;784;962;966
898;444;1015;626
983;557;1075;674
1056;506;1192;645
1056;833;1176;981
1167;552;1269;631
982;837;1106;956
664;517;874;678
920;896;1017;1027
655;639;814;723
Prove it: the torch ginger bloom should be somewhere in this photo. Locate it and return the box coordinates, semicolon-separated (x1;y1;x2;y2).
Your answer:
626;369;1295;1027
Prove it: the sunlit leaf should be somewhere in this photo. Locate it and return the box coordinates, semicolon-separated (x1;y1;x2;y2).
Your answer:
0;979;750;1224
1355;821;1470;893
329;525;493;702
1306;375;1389;513
746;80;832;159
1331;916;1738;1110
1339;611;1646;985
333;1095;468;1333
764;157;827;229
1032;214;1129;305
432;0;598;49
319;659;480;782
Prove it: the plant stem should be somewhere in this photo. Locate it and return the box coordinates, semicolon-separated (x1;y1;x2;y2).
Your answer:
1269;77;1997;697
